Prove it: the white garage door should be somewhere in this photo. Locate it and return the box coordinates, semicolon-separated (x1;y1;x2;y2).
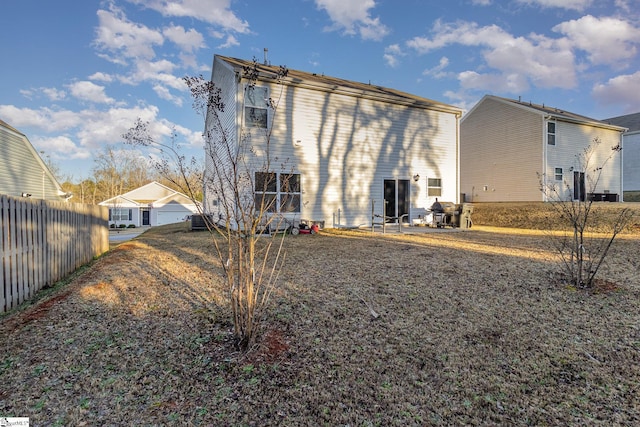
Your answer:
156;211;188;226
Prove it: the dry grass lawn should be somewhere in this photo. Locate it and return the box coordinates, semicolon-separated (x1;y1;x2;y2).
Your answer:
1;222;639;426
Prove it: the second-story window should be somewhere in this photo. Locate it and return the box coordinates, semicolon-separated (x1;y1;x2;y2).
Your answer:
547;121;556;145
245;85;268;128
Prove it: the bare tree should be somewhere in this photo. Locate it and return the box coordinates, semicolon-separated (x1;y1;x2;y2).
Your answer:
124;60;291;350
539;137;634;288
92;148;152;202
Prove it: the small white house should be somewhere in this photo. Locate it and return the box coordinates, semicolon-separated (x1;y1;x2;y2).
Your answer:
460;95;626;202
0;119;71;201
99;181;199;227
603;112;640;199
204;55;463;228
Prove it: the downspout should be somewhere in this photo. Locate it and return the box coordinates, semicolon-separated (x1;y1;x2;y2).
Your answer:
543;115;551;202
456;112;461;203
619;131;624;202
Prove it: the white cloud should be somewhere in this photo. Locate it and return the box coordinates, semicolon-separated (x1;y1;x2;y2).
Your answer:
471;0;491;5
127;0;250;33
20;87;66;101
0;105;84;133
153;84;184;106
67;81;115;104
0;103;166;153
218;34;240;49
458;70;529;93
315;0;389;41
163;24;205;52
94;6;164;62
74;106;162;149
383;44;403;67
423;57;451;78
516;0;593;11
42;88;67;101
32;135;91;160
553;15;640;66
592;71;640;112
178;52;198;69
407;20;577;90
407;21;510;53
89;72;114;83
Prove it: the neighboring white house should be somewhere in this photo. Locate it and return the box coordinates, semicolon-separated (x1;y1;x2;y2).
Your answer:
99;181;199;227
603;112;640;199
204;55;463;228
0;119;71;202
460;95;626;202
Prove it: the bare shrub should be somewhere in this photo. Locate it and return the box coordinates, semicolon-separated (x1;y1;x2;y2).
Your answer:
539;137;635;288
124;59;291;350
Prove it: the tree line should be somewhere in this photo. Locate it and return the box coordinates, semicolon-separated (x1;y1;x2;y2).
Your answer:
48;147;203;205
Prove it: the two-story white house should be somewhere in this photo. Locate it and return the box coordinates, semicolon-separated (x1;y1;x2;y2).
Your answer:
460;95;626;202
203;55;463;228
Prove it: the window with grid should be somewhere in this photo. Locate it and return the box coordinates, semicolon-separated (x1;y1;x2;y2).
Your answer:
244;85;269;128
554;167;563;181
254;172;301;213
110;208;132;221
547;121;556;145
427;178;442;197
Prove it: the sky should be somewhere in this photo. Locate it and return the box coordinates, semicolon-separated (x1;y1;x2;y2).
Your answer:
1;0;640;182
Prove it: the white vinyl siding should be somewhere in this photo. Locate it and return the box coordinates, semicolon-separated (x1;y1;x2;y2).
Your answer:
460;97;543;202
203;57;241;219
0;124;64;201
622;132;640;192
545;121;623;198
243;83;459;226
427;178;442;197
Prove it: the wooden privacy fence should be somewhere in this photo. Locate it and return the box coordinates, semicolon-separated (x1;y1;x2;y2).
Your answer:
1;195;109;313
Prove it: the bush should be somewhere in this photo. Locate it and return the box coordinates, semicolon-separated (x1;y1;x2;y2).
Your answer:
127;224;136;228
110;224;115;229
118;224;127;229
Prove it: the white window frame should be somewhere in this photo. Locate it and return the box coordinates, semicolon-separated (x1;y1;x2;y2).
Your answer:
547;121;556;146
554;167;563;181
244;85;269;128
111;208;131;222
427;177;442;197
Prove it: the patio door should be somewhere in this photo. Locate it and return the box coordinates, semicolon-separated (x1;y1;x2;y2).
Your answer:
573;171;586;201
383;179;410;223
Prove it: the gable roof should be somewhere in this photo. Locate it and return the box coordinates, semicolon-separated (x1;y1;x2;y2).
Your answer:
121;181;181;201
215;55;463;116
98;195;141;207
603;112;640;133
463;95;626;132
99;181;199;208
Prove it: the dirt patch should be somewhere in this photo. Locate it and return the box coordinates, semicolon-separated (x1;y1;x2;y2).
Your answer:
1;223;639;425
17;290;74;325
